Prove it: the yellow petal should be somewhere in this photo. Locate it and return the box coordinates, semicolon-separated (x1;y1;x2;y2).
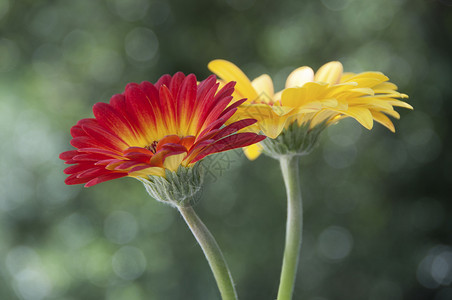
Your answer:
163;153;186;172
388;99;413;110
326;114;347;126
295;101;323;113
320;98;338;108
310;110;337;127
340;72;356;82
243;143;263;160
347;98;394;111
285;66;314;88
129;167;165;178
379;108;400;119
334;100;348;110
235;103;291;119
371;111;395;132
330;107;374;130
350;87;375;96
373;81;398;91
208;59;259;101
324;82;357;97
260;118;291;138
281;82;329;107
236;104;293;138
251;74;274;103
314;61;343;85
341;72;388;87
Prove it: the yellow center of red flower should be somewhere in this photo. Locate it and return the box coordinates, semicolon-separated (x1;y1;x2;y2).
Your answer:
145;141;159;154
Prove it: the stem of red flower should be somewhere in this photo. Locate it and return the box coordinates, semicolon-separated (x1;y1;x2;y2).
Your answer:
277;155;303;300
177;206;238;300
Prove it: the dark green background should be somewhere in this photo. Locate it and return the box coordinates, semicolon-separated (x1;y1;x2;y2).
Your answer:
0;0;451;299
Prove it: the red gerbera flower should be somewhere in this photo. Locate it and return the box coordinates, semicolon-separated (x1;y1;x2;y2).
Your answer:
60;72;265;187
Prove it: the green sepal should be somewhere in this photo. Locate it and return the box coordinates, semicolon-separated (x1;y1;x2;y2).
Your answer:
261;120;328;159
137;164;203;207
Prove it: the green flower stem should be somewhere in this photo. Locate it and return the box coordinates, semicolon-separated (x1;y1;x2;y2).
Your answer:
177;205;238;300
277;155;303;300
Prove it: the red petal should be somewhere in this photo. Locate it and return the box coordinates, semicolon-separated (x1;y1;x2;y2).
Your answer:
158;85;177;129
180;136;196;149
197;118;227;140
150;146;187;166
78;148;123;157
93;102;139;144
213;81;236;103
63;163;93;175
196;85;235;134
218;98;247;119
185;139;216;161
139;81;160;104
177;74;197;124
81;122;128;151
169;72;185;100
105;159;125;168
70;136;119;152
196;75;217;100
155;74;171;89
114;161;144;170
84;173;128;187
155;135;181;152
109;94;128;113
192;81;219;132
65;174;90;185
72;153;114;162
76;167;111;179
212;119;257;140
70;125;85;138
196;107;238;141
158;143;187;153
125;83;158;136
59;150;78;161
129;165;159;173
191;133;266;163
123;152;151;162
94;159;120;166
200;96;233;128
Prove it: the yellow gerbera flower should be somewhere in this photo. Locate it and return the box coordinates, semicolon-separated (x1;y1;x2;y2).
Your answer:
208;60;412;160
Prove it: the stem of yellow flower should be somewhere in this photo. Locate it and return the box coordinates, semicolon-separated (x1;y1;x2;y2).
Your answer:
177;206;238;300
277;155;303;300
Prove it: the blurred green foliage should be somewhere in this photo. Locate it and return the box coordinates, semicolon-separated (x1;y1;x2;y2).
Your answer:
1;0;451;299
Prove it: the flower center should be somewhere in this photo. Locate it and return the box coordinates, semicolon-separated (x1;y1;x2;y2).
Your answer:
145;141;158;153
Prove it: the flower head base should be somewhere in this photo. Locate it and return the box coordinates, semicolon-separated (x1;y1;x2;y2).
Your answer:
139;165;203;207
208;60;412;160
60;72;265;190
260;120;328;159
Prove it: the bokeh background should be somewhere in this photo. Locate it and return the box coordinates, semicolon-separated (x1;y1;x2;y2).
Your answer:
1;0;451;299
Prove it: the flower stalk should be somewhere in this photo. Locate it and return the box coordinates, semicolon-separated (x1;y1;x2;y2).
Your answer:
277;155;303;300
178;205;238;300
